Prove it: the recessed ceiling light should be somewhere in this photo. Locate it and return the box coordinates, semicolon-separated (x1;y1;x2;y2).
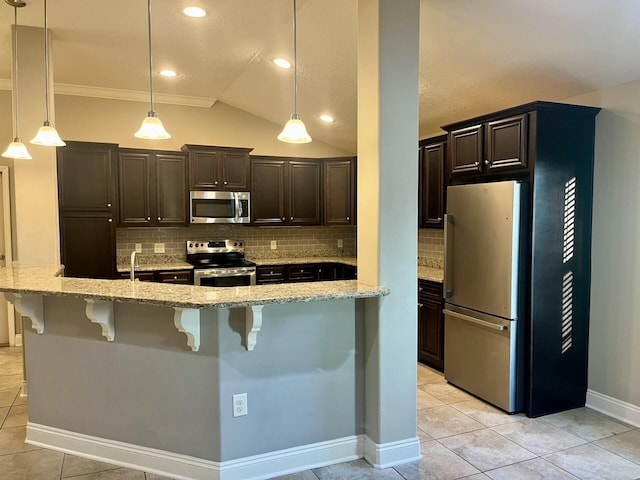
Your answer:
160;69;177;77
320;114;335;123
273;58;291;69
183;6;206;18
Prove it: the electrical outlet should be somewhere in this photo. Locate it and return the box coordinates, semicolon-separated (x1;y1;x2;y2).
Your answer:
135;243;142;253
270;240;277;250
154;243;165;254
337;239;343;248
232;393;248;417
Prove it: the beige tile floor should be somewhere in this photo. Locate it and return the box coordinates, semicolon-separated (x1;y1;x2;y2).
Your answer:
1;346;639;479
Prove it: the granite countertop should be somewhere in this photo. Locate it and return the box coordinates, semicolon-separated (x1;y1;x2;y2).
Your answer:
418;266;444;283
117;262;193;273
0;265;389;309
250;256;357;267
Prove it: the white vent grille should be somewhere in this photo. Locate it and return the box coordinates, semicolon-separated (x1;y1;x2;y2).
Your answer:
561;271;574;354
563;177;577;264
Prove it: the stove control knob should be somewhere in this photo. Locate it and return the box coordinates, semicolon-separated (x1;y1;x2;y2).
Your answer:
234;242;238;246
194;243;199;248
189;243;193;248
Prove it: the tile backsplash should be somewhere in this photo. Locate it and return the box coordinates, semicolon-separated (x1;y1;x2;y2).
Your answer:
116;224;356;264
117;224;443;269
418;228;444;268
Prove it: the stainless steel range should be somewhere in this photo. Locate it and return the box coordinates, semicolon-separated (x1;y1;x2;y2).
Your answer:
186;240;256;287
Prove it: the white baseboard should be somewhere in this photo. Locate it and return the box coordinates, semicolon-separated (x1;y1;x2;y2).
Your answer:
363;435;421;468
586;389;640;428
26;423;367;480
15;333;22;347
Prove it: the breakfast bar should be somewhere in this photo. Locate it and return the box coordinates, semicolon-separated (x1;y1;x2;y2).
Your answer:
0;265;389;479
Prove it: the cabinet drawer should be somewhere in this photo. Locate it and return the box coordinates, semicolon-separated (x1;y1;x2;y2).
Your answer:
418;279;443;300
157;270;192;284
287;264;316;282
256;266;286;284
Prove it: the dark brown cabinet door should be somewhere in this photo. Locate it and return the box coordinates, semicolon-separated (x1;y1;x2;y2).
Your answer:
324;158;354;226
289;161;321;225
60;212;115;279
221;152;250;190
57;142;117;212
485;114;528;172
189;150;220;189
185;145;251;191
251;159;287;225
449;124;483;177
419;140;445;228
256;265;286;284
118;151;152;226
418;280;444;371
156;154;187;225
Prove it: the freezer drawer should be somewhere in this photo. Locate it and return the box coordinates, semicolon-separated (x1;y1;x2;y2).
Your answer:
444;305;522;413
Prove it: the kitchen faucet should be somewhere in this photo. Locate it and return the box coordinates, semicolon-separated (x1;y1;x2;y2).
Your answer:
130;251;138;281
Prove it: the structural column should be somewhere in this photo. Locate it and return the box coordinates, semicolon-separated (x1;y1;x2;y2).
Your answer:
13;25;60;266
357;0;421;467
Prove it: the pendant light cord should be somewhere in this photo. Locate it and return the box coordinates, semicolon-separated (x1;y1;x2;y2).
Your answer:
146;0;155;113
293;0;298;115
12;5;19;138
43;0;51;124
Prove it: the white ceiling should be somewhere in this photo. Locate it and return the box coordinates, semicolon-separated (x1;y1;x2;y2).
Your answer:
1;0;639;153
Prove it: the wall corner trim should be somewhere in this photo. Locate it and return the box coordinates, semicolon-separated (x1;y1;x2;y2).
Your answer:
586;389;640;428
363;435;422;469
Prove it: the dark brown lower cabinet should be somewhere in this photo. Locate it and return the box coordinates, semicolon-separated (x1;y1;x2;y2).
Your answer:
418;279;444;371
59;212;115;280
117;270;192;284
256;263;356;285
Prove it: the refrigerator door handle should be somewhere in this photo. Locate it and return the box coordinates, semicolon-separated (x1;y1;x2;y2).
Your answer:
444;214;454;298
444;308;508;331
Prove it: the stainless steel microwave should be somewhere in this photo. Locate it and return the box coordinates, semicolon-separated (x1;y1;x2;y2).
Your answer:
189;191;250;224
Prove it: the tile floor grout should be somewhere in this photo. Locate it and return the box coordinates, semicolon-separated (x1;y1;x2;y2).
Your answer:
0;346;639;479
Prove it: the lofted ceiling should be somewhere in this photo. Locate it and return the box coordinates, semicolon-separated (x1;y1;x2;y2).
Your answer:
1;0;640;153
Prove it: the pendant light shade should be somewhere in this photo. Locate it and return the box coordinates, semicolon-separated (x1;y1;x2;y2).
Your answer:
278;0;311;144
2;1;32;160
135;0;170;140
2;141;32;160
30;0;65;147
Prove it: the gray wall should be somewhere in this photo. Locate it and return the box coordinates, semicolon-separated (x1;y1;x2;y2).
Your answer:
25;296;363;462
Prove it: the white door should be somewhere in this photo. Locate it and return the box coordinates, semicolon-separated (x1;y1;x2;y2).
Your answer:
0;167;14;346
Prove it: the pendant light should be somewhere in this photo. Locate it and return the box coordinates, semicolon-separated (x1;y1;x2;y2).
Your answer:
277;0;312;144
2;0;31;159
135;0;171;139
30;0;65;147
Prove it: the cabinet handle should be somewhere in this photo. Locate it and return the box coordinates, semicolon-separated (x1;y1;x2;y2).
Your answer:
346;216;350;221
485;159;491;165
282;217;285;221
147;216;150;221
290;216;293;221
474;161;480;167
158;216;161;221
108;218;112;223
214;181;219;185
224;181;228;185
107;203;112;207
418;303;424;308
437;217;442;221
173;275;177;280
419;287;423;292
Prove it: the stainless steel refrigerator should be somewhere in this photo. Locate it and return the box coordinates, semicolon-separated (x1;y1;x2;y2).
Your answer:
443;180;525;413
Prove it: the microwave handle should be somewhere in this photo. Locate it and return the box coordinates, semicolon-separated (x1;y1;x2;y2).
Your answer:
234;193;240;223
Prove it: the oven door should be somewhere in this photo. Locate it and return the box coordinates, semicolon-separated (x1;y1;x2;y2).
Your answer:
194;267;256;287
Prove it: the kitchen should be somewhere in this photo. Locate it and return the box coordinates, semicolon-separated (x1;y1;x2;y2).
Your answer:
0;1;639;479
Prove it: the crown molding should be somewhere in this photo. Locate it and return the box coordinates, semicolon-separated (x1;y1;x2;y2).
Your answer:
54;83;216;108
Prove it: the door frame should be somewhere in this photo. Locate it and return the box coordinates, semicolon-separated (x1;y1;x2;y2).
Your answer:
0;166;16;345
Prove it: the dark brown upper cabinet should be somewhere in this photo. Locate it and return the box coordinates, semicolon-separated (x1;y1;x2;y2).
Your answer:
118;149;187;227
419;137;445;228
324;157;356;226
250;157;321;226
56;141;118;279
445;111;529;183
181;145;253;191
57;141;117;212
